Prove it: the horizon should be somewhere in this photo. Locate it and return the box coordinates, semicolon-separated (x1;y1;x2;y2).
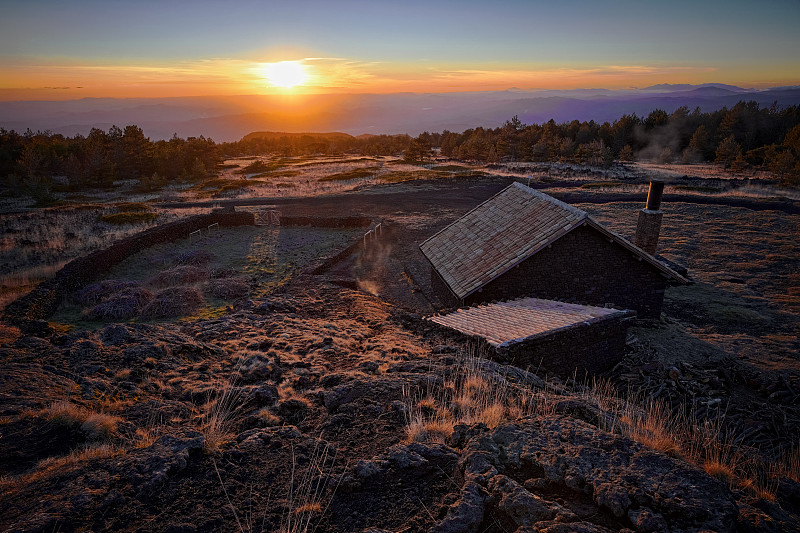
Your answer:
2;1;800;102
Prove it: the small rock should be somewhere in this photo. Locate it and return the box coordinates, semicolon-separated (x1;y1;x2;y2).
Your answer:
277;399;309;424
249;384;279;407
429;481;487;533
628;506;668;532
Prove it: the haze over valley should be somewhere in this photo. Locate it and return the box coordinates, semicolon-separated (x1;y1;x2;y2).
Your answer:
3;84;800;141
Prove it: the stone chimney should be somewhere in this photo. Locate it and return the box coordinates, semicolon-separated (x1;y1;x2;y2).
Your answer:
634;180;664;255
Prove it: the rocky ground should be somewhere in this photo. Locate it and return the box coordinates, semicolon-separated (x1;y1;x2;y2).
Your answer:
1;174;799;532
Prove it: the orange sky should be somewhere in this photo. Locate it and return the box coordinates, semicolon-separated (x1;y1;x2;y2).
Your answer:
1;1;799;101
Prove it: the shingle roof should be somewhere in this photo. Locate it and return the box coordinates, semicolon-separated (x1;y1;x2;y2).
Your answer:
419;182;685;299
428;297;633;348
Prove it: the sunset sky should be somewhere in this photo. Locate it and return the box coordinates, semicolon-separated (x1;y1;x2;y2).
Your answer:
1;0;799;100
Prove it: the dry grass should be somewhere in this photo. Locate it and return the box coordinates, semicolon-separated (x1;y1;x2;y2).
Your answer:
403;351;795;502
134;427;160;449
381;170;451;183
775;446;800;482
41;401;122;441
80;412;122;441
578;378;794;500
114;202;153;212
280;440;339;533
256;408;281;426
42;401;87;428
404;349;528;444
201;378;245;453
35;443;121;472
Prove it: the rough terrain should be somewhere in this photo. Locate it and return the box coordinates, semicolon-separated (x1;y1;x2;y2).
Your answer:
1;172;799;532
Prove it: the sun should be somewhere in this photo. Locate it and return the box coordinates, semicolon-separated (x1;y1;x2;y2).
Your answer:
262;61;309;89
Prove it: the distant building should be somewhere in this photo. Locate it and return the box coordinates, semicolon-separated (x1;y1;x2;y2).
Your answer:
420;182;685;319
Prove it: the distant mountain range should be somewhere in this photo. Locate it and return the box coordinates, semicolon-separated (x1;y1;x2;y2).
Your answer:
2;84;800;142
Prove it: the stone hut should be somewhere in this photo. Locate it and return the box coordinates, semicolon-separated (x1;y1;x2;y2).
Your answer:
419;182;686;318
428;297;636;376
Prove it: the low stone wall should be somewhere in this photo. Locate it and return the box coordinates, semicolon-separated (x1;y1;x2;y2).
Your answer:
311;220;386;275
4;211;255;326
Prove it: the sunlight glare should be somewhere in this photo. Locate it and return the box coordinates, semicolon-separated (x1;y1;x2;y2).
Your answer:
262;61;309;89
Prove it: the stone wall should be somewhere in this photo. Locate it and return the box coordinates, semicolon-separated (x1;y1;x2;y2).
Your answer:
422;309;634;378
497;312;635;378
462;225;668;318
3;211;255;326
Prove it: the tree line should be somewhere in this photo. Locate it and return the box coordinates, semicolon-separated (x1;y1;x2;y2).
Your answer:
428;101;800;184
0;125;220;202
2;100;799;202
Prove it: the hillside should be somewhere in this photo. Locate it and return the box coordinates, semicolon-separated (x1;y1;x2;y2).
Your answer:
1;172;799;532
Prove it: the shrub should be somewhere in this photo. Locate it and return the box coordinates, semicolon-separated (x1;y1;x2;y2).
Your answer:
141;286;205;318
205;278;249;300
149;265;208;287
98;211;159;225
86;287;154;320
75;280;139;305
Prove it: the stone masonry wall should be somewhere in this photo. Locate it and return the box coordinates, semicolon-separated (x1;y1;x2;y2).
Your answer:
497;313;634;378
463;225;668;318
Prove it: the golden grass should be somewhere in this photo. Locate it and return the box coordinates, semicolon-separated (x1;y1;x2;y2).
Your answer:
42;401;87;427
80;412;122;441
404;349;523;444
134;427;160;449
380;170;451;183
34;443;121;475
403;351;795;502
201;379;244;453
578;378;794;500
256;408;281;426
704;460;737;484
294;503;322;514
